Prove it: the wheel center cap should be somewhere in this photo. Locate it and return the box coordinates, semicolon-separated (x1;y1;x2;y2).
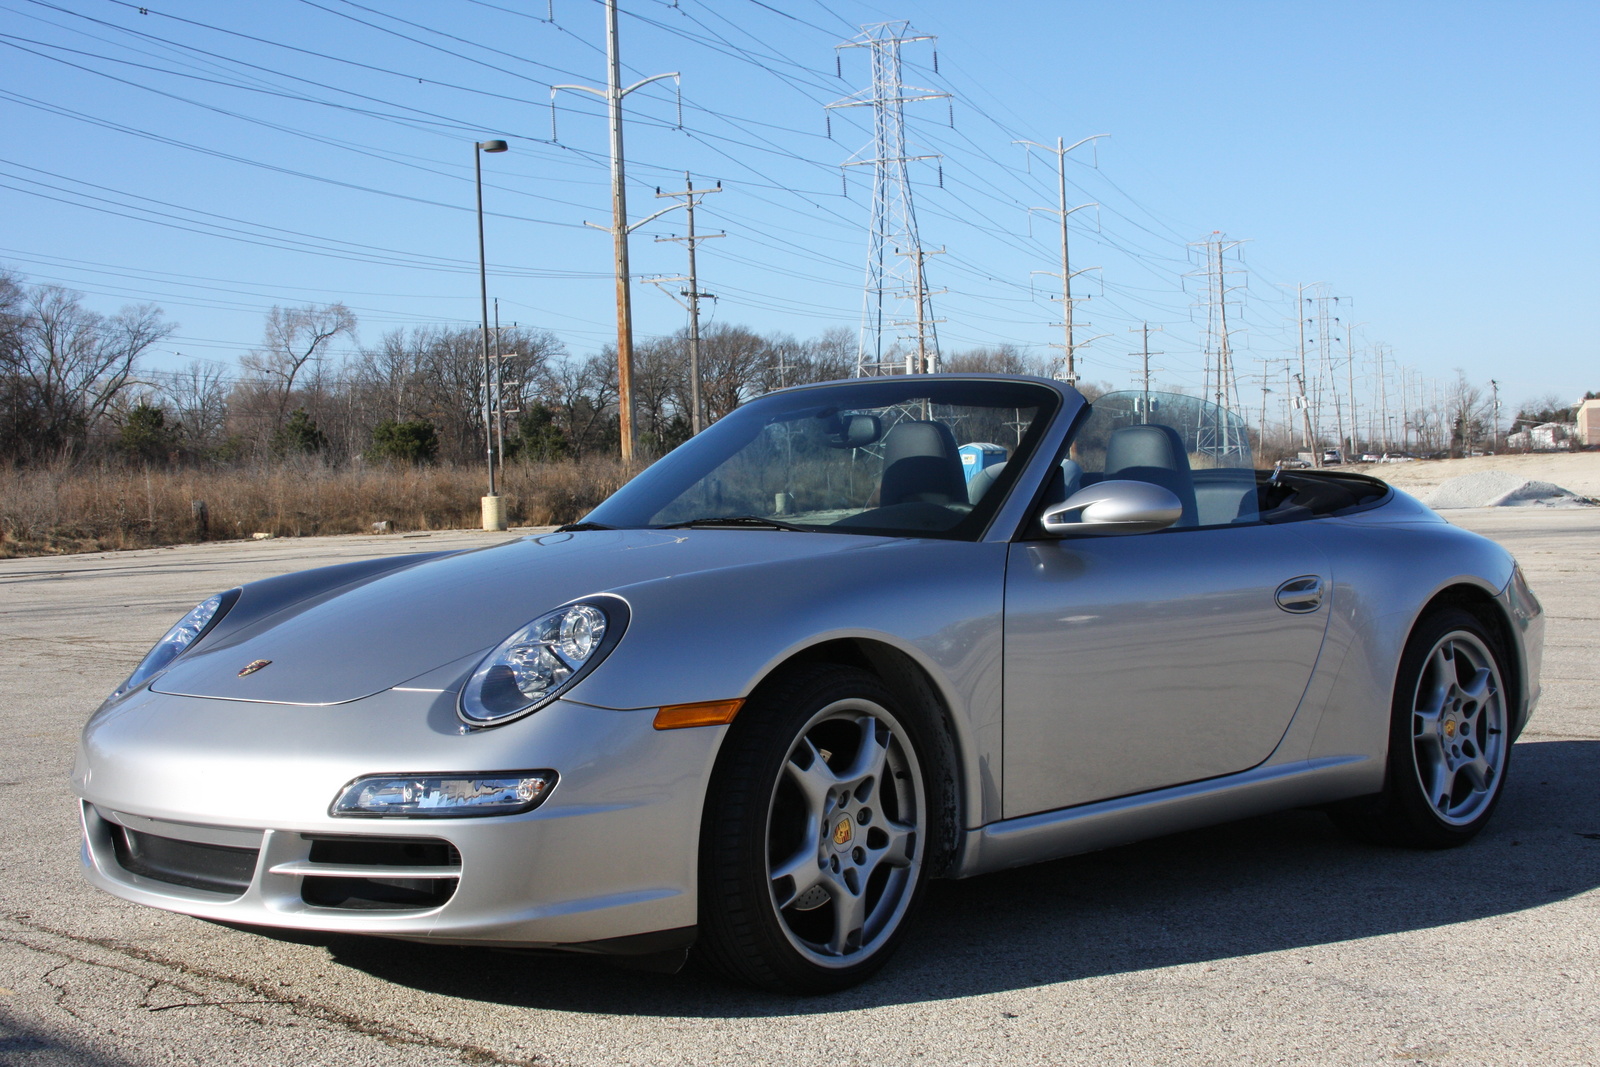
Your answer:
831;815;855;850
1444;718;1457;738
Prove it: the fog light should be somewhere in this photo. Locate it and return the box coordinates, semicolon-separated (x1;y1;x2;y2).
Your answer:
331;773;556;818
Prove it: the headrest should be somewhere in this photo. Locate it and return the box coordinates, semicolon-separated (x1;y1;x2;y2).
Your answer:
1105;424;1191;474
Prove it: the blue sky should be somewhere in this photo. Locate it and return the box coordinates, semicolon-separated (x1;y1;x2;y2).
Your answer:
2;0;1595;419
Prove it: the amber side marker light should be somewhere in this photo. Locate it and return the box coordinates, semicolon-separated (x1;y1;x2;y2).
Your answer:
653;698;744;730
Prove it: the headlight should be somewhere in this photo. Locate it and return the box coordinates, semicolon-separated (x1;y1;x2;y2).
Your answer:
331;772;556;817
110;588;240;700
458;596;629;726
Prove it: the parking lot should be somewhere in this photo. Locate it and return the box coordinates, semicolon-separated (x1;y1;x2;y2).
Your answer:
2;509;1597;1067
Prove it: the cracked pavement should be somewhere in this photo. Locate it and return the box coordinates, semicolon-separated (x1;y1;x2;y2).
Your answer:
1;513;1597;1066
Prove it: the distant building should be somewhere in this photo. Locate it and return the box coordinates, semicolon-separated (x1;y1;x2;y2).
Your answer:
1579;399;1600;446
1507;422;1576;451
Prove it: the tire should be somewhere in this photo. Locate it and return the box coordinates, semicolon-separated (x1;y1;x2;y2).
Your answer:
696;664;942;994
1333;607;1513;849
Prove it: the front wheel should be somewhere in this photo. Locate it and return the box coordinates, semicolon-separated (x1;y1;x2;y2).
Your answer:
697;665;939;993
1334;608;1512;848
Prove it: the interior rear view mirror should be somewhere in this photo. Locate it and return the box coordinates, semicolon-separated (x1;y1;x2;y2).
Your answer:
826;413;883;449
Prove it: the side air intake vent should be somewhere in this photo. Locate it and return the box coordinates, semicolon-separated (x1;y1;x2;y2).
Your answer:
282;836;461;912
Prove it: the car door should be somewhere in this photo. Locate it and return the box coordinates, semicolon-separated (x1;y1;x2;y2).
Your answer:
1002;525;1331;816
1000;391;1332;818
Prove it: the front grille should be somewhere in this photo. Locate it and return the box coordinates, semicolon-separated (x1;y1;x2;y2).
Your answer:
110;826;259;896
297;835;460;912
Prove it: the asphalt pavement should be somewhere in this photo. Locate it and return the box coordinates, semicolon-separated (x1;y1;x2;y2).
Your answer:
1;512;1596;1066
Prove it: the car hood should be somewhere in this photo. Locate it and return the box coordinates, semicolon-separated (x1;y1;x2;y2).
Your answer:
148;529;887;706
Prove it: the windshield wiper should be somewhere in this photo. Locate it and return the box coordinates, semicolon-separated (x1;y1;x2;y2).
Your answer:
555;521;616;532
657;515;806;531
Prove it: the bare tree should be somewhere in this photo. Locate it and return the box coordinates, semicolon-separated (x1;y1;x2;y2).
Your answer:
421;327;493;462
240;303;356;425
354;328;429;424
0;269;22;362
942;344;1036;375
541;351;618;458
698;324;771;421
495;326;566;423
1445;371;1488;458
159;360;230;452
1;284;174;458
632;334;687;446
799;327;855;384
0;270;28;457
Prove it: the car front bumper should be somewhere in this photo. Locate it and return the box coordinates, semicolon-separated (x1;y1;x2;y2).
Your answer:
73;688;725;952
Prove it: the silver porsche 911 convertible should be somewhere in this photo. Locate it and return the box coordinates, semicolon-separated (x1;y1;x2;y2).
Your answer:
74;375;1544;993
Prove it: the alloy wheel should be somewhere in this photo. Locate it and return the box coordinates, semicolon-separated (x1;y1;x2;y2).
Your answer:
763;698;925;968
1409;630;1508;827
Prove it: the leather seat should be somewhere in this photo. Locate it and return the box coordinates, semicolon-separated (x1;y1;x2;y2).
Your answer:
880;421;968;507
1103;424;1198;527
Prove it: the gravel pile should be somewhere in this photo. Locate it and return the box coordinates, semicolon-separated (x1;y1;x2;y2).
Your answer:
1423;469;1594;509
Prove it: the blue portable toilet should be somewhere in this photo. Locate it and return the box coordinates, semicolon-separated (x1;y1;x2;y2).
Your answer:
958;442;1007;485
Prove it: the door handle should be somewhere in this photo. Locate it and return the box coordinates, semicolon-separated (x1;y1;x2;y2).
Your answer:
1275;575;1324;613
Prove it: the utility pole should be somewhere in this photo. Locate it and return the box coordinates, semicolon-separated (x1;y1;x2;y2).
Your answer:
1345;321;1362;460
1129;323;1163;423
1375;344;1390;453
552;0;679;463
894;245;946;372
1294;372;1316;459
1016;135;1107;385
653;173;723;434
1257;372;1274;449
1287;281;1323;465
1310;291;1345;460
1284;363;1295;440
1400;366;1411;452
1489;378;1501;453
828;22;948;375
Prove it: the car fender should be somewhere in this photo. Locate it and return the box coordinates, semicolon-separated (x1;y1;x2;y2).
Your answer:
565;537;1009;829
1273;512;1517;769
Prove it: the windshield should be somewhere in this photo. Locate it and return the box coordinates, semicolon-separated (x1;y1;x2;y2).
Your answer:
586;378;1061;540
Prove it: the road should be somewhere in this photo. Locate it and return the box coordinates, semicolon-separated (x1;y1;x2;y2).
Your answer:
1;512;1597;1066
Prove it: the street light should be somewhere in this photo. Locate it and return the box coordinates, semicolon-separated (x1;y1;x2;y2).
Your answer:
475;138;508;531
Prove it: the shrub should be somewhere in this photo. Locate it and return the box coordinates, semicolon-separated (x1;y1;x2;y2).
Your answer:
367;419;439;465
117;402;180;464
0;456;637;557
270;408;326;456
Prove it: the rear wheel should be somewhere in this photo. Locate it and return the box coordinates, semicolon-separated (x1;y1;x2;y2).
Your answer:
697;665;937;993
1334;608;1512;848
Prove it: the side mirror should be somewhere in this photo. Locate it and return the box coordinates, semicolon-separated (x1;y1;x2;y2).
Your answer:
1040;479;1183;537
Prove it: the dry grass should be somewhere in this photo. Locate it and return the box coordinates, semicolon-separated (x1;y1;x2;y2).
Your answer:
0;457;634;557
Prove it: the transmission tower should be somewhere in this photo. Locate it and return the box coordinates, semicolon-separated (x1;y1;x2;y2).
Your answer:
827;23;948;376
1189;233;1247;456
